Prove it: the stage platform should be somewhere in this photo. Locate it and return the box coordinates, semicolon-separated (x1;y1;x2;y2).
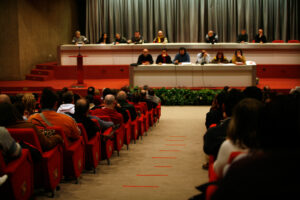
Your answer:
0;78;299;96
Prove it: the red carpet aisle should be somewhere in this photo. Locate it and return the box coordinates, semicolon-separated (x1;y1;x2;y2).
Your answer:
37;106;210;200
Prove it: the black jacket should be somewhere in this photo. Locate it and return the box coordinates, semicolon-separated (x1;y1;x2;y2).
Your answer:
156;55;172;64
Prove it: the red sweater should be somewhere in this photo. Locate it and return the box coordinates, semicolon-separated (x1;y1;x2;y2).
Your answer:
91;108;123;125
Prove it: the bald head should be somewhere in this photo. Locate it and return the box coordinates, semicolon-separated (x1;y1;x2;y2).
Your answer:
0;94;11;104
117;91;127;101
104;94;116;106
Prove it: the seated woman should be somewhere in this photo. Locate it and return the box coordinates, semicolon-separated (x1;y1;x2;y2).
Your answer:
232;49;246;64
0;103;62;152
213;98;264;178
211;52;229;64
22;93;37;120
173;47;190;64
98;33;110;44
156;48;172;64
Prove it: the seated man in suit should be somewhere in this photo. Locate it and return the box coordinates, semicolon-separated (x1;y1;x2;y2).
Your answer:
137;49;154;65
72;30;89;44
237;29;249;43
156;48;172;64
205;30;218;44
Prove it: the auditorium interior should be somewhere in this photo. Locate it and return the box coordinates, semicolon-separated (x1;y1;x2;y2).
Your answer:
0;0;299;200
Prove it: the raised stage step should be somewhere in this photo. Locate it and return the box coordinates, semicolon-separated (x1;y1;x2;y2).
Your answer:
26;74;50;81
31;69;53;76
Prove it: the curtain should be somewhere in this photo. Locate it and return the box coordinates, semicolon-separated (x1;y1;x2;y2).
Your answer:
86;0;300;43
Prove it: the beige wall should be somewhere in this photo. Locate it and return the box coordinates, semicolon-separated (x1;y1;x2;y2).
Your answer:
0;0;79;80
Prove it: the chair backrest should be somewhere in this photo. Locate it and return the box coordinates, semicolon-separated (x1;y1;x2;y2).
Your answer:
125;110;132;122
45;126;68;148
7;128;43;152
77;123;89;143
0;150;6;171
272;40;284;43
288;40;300;43
93;115;112;122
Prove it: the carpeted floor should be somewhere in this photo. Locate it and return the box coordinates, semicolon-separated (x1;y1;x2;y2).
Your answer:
37;106;210;200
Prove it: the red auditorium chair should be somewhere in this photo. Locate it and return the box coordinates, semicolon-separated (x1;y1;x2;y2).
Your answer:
126;110;139;144
91;119;114;165
272;40;284;43
77;123;101;173
139;102;150;133
7;128;63;196
0;149;34;200
132;104;145;139
288;40;300;43
48;127;84;184
90;114;125;155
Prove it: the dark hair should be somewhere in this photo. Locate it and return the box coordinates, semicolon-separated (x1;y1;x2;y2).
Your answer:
62;91;74;104
0;103;21;126
85;94;94;104
87;87;95;96
162;48;168;51
216;52;225;60
40;88;58;109
243;86;263;101
227;98;264;149
224;89;244;117
148;89;155;96
234;49;243;56
102;88;112;98
259;94;300;150
73;93;81;104
179;47;186;54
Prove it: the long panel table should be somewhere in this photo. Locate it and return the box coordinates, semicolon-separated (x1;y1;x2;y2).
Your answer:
129;63;256;88
58;43;300;65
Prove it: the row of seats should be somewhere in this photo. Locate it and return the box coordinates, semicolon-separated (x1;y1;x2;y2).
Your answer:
269;40;299;43
0;101;161;200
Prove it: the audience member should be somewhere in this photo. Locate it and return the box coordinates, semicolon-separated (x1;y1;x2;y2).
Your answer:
196;50;211;64
173;47;190;64
140;90;156;111
0;126;22;159
0;102;62;152
211;94;300;200
72;30;89;44
203;89;244;159
156;48;172;64
114;33;127;44
28;88;81;143
255;28;267;43
116;91;137;121
87;87;95;96
98;33;110;44
243;86;263;101
237;29;248;43
92;94;124;126
213;98;264;178
211;52;229;64
128;31;144;44
22;93;36;120
206;30;218;44
205;90;227;129
0;94;11;104
57;91;75;116
147;89;161;106
137;49;154;65
153;30;168;43
231;49;246;64
74;99;98;140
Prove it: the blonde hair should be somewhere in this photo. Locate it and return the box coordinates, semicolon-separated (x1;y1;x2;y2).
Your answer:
22;93;36;115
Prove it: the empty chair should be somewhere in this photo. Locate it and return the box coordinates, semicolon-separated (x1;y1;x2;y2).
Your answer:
272;40;284;43
0;149;34;200
288;40;300;43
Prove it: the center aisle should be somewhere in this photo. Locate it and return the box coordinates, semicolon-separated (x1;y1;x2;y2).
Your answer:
39;106;210;200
